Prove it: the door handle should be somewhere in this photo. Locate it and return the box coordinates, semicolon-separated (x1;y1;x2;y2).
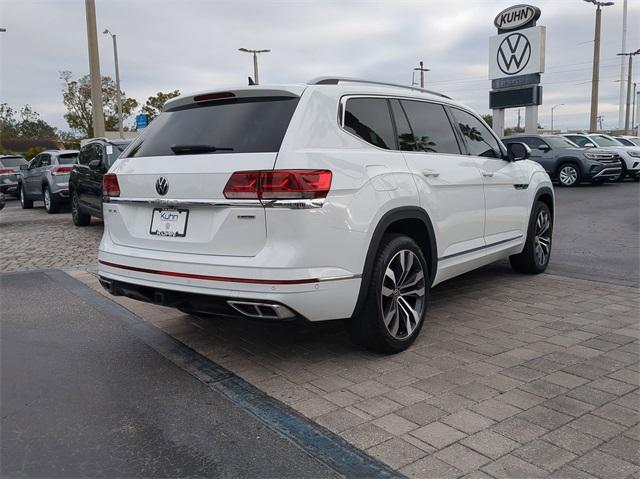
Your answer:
422;170;440;178
482;171;494;178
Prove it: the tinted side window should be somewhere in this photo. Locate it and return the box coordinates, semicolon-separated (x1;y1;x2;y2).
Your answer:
452;109;502;158
343;98;395;150
40;154;51;166
79;145;97;165
400;100;460;154
511;137;544;149
389;100;415;151
566;136;589;147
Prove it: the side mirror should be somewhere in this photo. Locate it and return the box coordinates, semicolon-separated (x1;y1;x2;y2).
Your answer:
20;164;29;171
538;144;551;152
507;142;531;161
584;142;596;148
88;159;102;170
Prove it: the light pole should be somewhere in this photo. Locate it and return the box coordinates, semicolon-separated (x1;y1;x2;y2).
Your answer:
84;0;105;138
238;48;270;85
584;0;615;132
104;29;123;138
617;48;640;132
413;61;429;88
632;83;637;133
618;0;628;129
551;104;564;132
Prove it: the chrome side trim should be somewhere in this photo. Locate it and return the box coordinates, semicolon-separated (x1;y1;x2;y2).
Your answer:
318;273;362;283
104;197;326;209
438;235;523;261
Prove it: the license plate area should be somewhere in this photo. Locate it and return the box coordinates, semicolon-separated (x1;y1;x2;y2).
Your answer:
149;208;189;237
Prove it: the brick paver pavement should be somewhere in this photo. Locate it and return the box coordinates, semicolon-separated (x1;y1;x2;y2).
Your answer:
68;264;639;479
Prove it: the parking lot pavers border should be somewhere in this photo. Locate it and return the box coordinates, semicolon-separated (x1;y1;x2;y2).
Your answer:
43;269;403;479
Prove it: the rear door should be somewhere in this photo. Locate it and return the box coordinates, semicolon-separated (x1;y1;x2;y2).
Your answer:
108;93;300;257
394;99;486;258
25;155;44;196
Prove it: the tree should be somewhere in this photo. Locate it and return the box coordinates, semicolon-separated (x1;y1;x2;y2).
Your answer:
481;114;493;127
60;71;139;137
0;103;57;140
141;90;181;121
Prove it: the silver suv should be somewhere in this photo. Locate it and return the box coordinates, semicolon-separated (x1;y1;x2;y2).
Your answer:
19;150;79;213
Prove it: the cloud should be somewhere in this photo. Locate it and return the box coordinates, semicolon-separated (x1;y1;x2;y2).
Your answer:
1;0;637;132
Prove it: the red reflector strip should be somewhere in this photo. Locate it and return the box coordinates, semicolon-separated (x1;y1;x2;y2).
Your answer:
98;260;319;285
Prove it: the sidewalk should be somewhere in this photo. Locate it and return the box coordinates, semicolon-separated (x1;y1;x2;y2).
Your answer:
71;263;640;479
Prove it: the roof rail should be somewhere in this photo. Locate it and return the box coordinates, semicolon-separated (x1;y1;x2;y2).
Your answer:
307;77;451;99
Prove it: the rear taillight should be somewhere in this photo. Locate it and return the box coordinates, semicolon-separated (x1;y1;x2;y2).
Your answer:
51;166;73;176
103;173;120;197
223;170;332;200
0;168;13;175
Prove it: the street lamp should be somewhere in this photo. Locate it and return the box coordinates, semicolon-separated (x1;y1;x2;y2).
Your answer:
0;28;6;32
551;104;564;132
616;48;640;132
584;0;615;132
238;48;270;85
103;29;123;138
413;61;429;88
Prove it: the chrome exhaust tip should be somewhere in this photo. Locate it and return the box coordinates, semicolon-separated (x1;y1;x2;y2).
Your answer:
227;300;296;320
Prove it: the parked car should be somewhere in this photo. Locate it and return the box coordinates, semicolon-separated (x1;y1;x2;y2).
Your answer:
0;155;28;196
69;138;132;226
614;136;640;147
502;134;622;186
562;133;640;181
97;78;554;353
18;150;79;213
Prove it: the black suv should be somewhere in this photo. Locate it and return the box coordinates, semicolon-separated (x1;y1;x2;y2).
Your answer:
502;135;622;187
69;138;131;226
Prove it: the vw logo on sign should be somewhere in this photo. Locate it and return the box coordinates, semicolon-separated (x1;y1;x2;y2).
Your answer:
155;177;169;196
497;32;531;75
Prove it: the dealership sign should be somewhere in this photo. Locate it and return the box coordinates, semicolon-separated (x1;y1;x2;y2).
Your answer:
494;4;541;31
489;26;545;80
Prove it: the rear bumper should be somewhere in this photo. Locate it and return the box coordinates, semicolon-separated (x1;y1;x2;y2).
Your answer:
97;253;361;322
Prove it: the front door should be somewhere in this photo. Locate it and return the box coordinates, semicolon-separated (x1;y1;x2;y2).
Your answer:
450;108;529;246
392;99;486;259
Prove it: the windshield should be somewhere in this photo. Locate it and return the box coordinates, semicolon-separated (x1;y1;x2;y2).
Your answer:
628;138;640;147
591;135;622;147
57;153;78;164
126;96;299;158
0;157;27;167
615;138;634;146
544;136;578;148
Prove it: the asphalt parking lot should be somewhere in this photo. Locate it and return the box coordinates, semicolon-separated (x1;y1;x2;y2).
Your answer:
1;182;639;478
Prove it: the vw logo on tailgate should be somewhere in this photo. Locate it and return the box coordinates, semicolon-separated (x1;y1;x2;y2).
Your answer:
497;32;531;75
155;176;169;196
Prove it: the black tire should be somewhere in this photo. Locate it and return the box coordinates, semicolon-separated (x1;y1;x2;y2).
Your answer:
510;201;552;274
43;185;60;214
557;162;581;187
20;184;33;209
348;234;429;353
614;162;627;182
71;190;91;226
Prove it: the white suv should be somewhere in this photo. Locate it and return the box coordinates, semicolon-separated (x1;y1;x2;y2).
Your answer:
98;78;554;353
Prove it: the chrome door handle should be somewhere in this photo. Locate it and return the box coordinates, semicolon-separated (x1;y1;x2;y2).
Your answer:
482;171;494;178
422;170;440;178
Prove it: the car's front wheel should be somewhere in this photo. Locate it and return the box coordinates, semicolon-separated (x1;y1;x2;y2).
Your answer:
558;163;581;187
349;234;428;353
20;185;33;209
510;201;552;274
71;190;91;226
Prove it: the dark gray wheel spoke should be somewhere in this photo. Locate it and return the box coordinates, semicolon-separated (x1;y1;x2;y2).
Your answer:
533;209;552;266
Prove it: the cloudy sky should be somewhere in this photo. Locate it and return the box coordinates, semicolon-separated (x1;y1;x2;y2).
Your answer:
1;0;638;133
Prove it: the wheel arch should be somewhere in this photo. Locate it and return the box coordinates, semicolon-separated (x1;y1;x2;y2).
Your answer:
533;186;554;221
351;207;437;319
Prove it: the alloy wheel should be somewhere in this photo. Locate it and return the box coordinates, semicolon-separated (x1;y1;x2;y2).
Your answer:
380;249;426;340
20;186;25;207
559;166;578;186
534;209;551;267
44;188;51;211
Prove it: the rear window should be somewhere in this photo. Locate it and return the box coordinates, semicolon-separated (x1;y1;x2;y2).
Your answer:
0;157;27;167
126;96;299;158
58;153;78;164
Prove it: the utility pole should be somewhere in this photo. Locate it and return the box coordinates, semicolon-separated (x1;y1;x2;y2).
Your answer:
551;104;564;132
104;29;123;138
632;83;637;132
413;61;429;88
597;115;604;130
85;0;105;138
618;0;628;129
584;0;615;132
238;48;270;85
617;49;640;132
517;109;522;129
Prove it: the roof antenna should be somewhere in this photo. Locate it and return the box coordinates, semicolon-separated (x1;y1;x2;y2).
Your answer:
248;76;256;86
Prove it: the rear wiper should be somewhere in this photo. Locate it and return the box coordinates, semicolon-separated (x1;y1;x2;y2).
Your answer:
170;144;234;155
